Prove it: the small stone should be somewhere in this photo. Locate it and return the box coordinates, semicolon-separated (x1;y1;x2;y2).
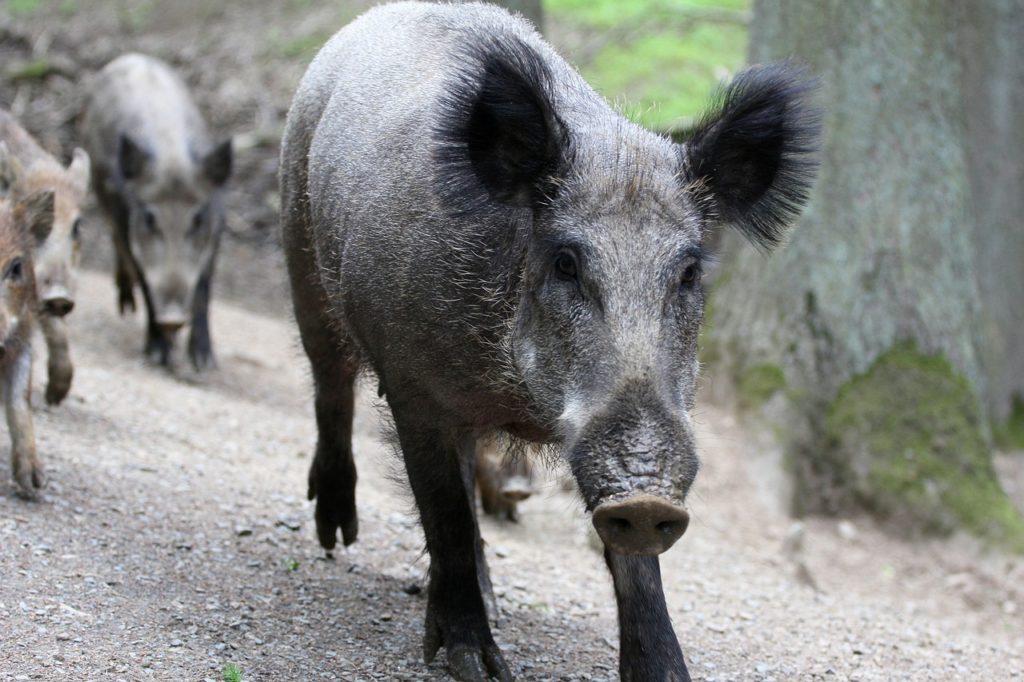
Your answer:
837;520;858;541
276;515;301;531
493;546;510;558
235;526;253;537
169;639;184;647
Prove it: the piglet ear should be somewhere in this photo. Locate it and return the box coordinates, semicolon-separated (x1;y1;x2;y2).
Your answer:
19;189;55;244
118;133;149;181
202;138;232;187
436;38;565;211
684;64;822;250
0;142;23;195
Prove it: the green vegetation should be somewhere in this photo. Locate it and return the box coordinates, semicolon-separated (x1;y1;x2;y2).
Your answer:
736;363;786;411
274;31;330;60
548;0;750;130
7;58;55;81
994;394;1024;451
283;558;300;572
824;342;1024;552
7;0;42;15
222;663;243;682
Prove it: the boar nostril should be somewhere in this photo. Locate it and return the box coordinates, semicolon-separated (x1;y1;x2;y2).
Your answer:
593;495;690;556
44;298;75;317
657;518;688;537
608;517;632;532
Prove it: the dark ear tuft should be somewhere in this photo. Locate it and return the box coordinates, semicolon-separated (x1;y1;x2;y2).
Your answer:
435;36;566;212
202;139;232;187
685;63;822;250
118;133;149;181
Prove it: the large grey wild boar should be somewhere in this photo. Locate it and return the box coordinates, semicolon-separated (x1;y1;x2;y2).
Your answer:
0;145;52;498
0;110;90;405
280;3;820;680
81;53;232;369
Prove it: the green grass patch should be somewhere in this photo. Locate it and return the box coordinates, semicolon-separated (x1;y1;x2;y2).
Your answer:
222;663;243;682
8;0;42;15
548;0;749;130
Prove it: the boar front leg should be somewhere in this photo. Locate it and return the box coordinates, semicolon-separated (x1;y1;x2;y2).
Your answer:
39;314;73;405
605;551;689;681
115;251;136;315
391;407;511;682
5;347;43;498
187;261;215;371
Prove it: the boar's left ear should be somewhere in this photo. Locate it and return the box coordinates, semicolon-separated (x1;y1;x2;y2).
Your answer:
684;64;822;250
202;139;232;187
18;189;55;245
118;134;149;181
436;38;565;211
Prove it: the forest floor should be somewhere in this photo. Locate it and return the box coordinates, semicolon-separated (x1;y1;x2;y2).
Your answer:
0;270;1022;681
1;1;1024;680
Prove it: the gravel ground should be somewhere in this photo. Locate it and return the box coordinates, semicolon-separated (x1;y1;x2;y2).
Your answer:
0;269;1021;681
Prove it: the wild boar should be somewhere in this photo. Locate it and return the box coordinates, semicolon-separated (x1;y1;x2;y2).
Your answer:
475;437;534;522
0;110;89;405
0;147;50;498
280;3;819;679
80;53;232;369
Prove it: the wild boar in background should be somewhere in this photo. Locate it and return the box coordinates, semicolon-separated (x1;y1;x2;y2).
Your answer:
81;53;232;370
0;110;89;405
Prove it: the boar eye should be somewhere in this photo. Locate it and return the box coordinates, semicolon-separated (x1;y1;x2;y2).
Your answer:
554;251;578;281
6;257;23;282
71;218;82;242
189;211;205;236
143;209;160;235
680;263;701;289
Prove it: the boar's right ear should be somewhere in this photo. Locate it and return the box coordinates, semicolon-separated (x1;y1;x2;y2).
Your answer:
18;189;55;245
202;139;232;187
436;39;565;211
118;133;149;181
684;64;822;250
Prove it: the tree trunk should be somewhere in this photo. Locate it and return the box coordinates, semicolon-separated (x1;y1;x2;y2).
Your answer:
961;0;1024;432
707;0;1024;548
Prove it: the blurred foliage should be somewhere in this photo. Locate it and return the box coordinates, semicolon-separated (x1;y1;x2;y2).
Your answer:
7;0;43;15
547;0;749;131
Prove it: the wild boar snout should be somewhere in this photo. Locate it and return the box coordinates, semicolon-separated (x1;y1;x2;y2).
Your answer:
567;378;699;553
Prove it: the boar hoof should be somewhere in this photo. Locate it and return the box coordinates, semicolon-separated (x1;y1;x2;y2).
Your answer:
145;334;172;366
118;288;136;315
45;369;73;406
423;604;512;681
307;458;358;549
188;340;216;372
13;462;46;500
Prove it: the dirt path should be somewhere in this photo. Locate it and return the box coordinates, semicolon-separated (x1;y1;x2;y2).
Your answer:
0;268;1020;681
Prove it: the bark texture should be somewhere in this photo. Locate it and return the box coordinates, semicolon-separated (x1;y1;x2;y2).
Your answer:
960;0;1024;425
708;0;1024;545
